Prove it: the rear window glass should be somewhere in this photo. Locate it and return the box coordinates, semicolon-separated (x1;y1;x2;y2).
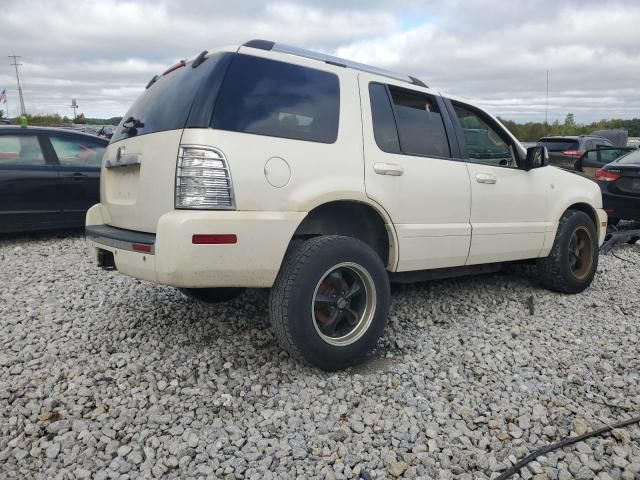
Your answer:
111;53;227;144
618;149;640;164
538;139;579;152
212;54;340;143
388;86;450;158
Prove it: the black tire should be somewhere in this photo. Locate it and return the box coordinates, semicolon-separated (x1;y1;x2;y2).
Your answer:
537;210;599;294
179;287;245;303
269;235;390;370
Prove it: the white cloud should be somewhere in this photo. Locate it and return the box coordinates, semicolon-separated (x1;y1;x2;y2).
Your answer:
0;0;638;121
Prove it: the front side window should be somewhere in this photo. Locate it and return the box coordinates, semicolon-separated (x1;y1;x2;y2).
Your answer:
50;136;106;167
453;104;515;167
0;135;45;166
212;54;340;143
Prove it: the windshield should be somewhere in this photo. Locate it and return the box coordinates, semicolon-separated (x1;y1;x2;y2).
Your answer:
617;149;640;165
538;138;579;152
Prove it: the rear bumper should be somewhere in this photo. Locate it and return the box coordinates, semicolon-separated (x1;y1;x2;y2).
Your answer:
602;192;640;222
85;204;306;288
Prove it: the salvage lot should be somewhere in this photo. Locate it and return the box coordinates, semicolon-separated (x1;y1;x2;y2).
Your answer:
1;233;639;479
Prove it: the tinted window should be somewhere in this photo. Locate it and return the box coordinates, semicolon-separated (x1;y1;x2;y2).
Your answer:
538;139;579;152
369;83;400;153
0;135;45;166
212;54;340;143
111;53;228;143
600;148;630;164
388;87;450;157
50;136;106;167
454;104;514;167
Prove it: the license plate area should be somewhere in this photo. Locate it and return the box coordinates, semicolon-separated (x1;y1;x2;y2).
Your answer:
105;165;140;205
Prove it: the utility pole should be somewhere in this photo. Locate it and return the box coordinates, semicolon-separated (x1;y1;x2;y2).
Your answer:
8;55;26;116
545;70;549;134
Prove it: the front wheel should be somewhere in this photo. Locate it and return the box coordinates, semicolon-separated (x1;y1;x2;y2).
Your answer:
537;210;599;293
269;235;390;370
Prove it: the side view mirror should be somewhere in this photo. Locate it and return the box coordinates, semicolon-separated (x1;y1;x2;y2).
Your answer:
524;146;549;171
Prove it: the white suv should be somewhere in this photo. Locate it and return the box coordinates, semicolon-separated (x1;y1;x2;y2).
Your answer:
87;40;607;370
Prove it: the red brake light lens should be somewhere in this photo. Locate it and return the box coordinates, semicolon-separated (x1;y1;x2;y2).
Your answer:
595;169;620;182
561;150;582;157
162;60;186;76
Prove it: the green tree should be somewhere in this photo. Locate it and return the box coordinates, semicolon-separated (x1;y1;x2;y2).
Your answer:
74;113;86;124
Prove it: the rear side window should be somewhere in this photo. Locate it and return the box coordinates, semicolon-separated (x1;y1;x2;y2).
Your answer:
369;83;400;153
618;149;640;164
0;135;45;166
50;136;106;167
111;53;229;143
212;54;340;143
388;86;450;158
538;139;579;152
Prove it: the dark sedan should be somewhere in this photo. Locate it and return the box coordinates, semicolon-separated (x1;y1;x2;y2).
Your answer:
0;126;107;233
596;148;640;224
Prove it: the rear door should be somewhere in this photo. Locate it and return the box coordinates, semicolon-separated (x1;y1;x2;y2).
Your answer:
359;75;472;271
446;100;550;265
0;131;61;232
46;133;106;226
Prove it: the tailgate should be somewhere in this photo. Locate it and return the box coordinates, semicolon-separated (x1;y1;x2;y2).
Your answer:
101;130;182;233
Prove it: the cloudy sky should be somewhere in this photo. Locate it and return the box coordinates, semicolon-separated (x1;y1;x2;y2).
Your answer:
0;0;639;123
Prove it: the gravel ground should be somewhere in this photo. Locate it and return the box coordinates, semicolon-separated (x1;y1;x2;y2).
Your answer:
1;232;639;480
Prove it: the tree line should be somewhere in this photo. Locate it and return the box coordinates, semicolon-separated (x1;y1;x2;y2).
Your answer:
499;114;640;142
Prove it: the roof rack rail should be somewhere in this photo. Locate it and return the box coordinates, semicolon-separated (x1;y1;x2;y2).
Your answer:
243;39;428;89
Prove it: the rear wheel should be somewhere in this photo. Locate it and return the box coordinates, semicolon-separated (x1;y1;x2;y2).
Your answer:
269;235;390;370
179;287;245;303
537;210;598;293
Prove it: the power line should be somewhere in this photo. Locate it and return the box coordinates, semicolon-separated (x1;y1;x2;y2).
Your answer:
8;55;26;116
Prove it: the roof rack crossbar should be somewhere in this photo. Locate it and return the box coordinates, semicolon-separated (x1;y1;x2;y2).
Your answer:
242;39;428;88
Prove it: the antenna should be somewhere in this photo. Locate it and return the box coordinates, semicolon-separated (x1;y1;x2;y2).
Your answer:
545;70;549;134
8;55;26;116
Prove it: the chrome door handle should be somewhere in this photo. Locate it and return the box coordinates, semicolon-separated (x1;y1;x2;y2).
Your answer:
373;162;404;176
476;173;497;184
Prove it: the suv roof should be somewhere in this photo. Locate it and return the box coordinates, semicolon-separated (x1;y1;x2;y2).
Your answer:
243;39;428;89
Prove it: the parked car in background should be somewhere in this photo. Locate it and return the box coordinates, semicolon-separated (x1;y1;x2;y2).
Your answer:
627;137;640;149
0;126;107;233
596;149;640;224
574;146;634;179
537;135;613;169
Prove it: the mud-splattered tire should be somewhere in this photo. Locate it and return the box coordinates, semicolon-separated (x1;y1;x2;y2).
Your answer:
269;235;390;371
537;210;599;293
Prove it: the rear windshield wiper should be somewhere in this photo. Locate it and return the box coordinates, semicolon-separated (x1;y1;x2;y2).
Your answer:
121;116;144;136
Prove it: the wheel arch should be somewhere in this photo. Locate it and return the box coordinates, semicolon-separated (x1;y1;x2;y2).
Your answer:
566;202;600;235
292;199;398;270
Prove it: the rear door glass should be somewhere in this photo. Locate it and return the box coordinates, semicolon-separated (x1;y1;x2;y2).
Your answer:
212;54;340;143
50;136;106;167
369;83;400;154
387;86;450;158
0;135;46;166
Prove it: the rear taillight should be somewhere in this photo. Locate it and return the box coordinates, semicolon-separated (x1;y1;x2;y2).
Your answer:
175;145;235;210
595;169;620;182
561;150;582;157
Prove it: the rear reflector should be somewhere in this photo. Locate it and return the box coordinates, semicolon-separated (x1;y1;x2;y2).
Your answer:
162;60;186;76
132;243;153;253
561;150;582;157
595;169;620;182
192;234;237;245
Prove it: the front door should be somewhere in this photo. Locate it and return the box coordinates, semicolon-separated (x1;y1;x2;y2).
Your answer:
446;101;550;265
359;75;472;271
